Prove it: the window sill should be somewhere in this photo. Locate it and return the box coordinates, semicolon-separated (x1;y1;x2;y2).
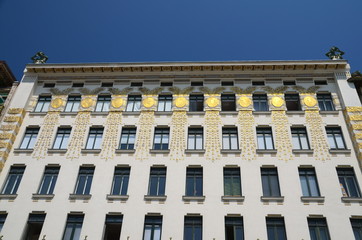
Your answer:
91;112;109;116
107;195;129;200
13;148;33;154
154;111;173;115
341;197;362;203
329;149;351;154
0;194;17;199
292;149;314;154
32;194;54;200
220;149;241;154
320;111;339;115
149;149;170;154
115;149;135;154
260;196;284;202
48;149;67;154
81;149;101;154
221;196;245;202
256;149;277;154
69;194;92;200
187;111;205;116
220;111;237;115
29;112;47;116
144;195;167;201
301;196;325;202
185;149;205;154
253;111;271;115
60;112;78;116
182;196;205;201
122;111;140;115
286;111;304;115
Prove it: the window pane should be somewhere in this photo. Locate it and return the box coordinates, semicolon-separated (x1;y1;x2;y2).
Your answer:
257;135;265;149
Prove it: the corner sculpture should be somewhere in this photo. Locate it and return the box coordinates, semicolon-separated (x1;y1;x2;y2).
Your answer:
325;46;345;60
31;51;48;64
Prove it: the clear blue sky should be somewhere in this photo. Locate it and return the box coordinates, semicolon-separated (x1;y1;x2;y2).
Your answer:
1;0;361;80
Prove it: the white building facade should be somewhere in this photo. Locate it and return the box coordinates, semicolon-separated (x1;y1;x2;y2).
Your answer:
0;60;362;240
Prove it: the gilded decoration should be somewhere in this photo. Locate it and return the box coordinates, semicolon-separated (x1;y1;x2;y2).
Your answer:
135;112;155;160
100;112;122;160
4;116;21;123
303;96;318;107
344;108;362;165
0;125;18;132
351;124;362;130
26;96;38;112
206;97;219;108
66;112;91;159
111;98;124;109
143;97;156;108
8;108;24;114
349;115;362;121
346;107;362;112
170;111;187;161
271;111;293;161
174;97;187;108
271;97;284;108
238;111;256;161
50;98;64;109
205;111;221;161
81;97;95;109
238;97;252;108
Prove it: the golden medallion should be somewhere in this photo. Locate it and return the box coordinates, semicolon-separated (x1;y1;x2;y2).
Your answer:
303;96;317;107
111;98;124;108
238;97;252;108
174;97;187;108
143;97;155;108
51;98;64;109
206;97;219;108
271;97;284;107
81;97;95;108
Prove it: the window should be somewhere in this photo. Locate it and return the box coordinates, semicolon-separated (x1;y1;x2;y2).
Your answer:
153;128;169;150
0;213;7;232
191;81;203;86
189;94;204;112
184;216;202;240
285;94;301;111
261;168;281;197
157;95;172;111
337;168;361;197
38;166;60;195
101;82;113;87
1;166;25;195
24;213;46;240
85;127;103;149
143;216;162;240
222;127;239;150
126;95;142;112
317;93;335;111
62;214;84;240
225;217;244;240
20;127;39;149
308;218;330;240
188;128;203;150
43;83;55;88
221;94;236;111
299;168;320;197
266;217;287;240
252;81;265;86
147;167;166;196
119;128;136;150
160;82;172;87
34;96;51;112
326;127;346;150
74;167;94;195
104;214;123;240
315;80;328;85
224;168;241;196
257;127;274;150
351;218;362;240
186;168;203;196
111;167;130;195
53;128;71;149
291;127;310;150
64;95;81;112
72;83;84;88
222;81;234;86
130;82;142;87
253;94;268;111
283;80;296;85
95;95;111;112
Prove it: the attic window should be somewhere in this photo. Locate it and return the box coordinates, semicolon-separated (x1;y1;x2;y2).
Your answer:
101;82;113;87
43;83;55;88
221;81;234;86
160;82;173;87
72;83;84;88
283;80;296;86
315;80;328;85
131;82;143;87
252;81;265;86
191;81;203;86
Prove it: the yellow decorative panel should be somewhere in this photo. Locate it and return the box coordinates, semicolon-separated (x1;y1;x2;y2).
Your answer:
206;97;219;108
81;97;95;109
238;111;256;161
303;96;318;107
66;112;91;159
8;108;24;114
355;133;362;139
205;111;221;161
271;97;284;108
0;133;15;140
174;97;188;108
135;112;155;160
351;124;362;130
170;111;187;161
100;112;122;160
349;115;362;121
111;98;124;109
142;97;156;108
50;98;64;109
238;97;252;108
271;111;293;161
0;125;18;132
4;116;21;123
0;151;8;158
346;107;362;112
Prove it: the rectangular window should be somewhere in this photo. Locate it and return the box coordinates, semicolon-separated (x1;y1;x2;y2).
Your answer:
1;166;25;195
186;168;203;196
104;214;123;240
351;218;362;240
126;95;141;112
34;96;51;112
62;214;84;240
253;94;268;111
224;168;241;196
283;80;296;85
72;83;84;88
101;82;113;87
257;127;274;150
189;94;204;112
74;167;94;195
326;127;346;150
0;213;7;232
291;127;310;150
285;94;301;111
188;128;203;150
111;167;130;195
225;217;244;240
119;128;136;150
337;168;361;197
24;213;46;240
85;128;103;150
222;127;239;150
157;95;172;111
64;95;81;112
148;167;166;196
38;166;60;195
20;127;39;149
299;168;320;197
95;95;111;112
308;218;331;240
153;128;169;150
317;93;335;111
221;94;236;111
266;217;287;240
143;216;162;240
53;128;71;149
261;168;281;197
184;216;202;240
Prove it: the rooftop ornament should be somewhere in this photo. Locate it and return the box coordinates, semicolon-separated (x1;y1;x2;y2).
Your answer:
31;51;48;64
325;46;345;60
348;71;362;82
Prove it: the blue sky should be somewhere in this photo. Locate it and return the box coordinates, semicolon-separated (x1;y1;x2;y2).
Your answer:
1;0;361;80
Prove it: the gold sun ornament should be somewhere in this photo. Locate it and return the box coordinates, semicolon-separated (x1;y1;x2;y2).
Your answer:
50;98;64;109
238;97;252;108
111;98;124;108
142;97;156;108
206;97;219;108
271;96;284;108
81;97;95;108
303;96;318;107
174;97;187;108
